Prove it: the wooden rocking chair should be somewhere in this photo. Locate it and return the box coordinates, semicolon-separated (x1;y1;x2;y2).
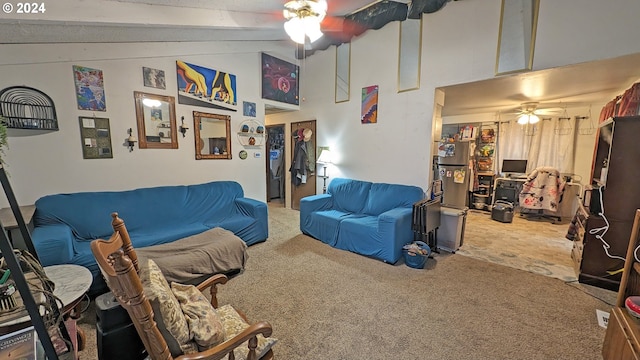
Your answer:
90;212;274;360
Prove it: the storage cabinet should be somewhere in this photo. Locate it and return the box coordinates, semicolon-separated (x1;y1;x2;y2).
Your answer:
602;209;640;360
573;116;640;291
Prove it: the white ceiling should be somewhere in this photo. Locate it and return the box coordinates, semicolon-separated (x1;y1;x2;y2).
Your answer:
0;0;391;44
440;52;640;116
1;0;638;118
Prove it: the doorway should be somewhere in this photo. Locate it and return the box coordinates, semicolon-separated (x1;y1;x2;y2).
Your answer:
290;120;317;210
266;124;285;206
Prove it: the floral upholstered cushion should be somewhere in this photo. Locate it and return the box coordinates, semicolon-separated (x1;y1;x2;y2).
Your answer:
139;258;191;356
216;304;277;360
171;282;225;350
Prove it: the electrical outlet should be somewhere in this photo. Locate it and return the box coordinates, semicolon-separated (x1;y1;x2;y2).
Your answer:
596;309;609;328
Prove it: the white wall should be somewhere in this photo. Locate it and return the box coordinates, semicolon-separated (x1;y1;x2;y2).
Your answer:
270;0;640;205
3;0;640;209
0;40;299;206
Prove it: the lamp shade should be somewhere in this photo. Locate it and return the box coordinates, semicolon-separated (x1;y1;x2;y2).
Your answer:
317;149;332;164
284;18;306;44
518;113;540;125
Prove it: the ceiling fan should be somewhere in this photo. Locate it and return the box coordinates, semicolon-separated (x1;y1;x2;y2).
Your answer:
278;0;451;57
502;102;565;124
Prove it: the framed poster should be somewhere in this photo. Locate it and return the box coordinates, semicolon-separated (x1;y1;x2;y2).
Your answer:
176;60;237;111
73;65;106;111
261;53;299;106
79;116;113;159
361;85;379;124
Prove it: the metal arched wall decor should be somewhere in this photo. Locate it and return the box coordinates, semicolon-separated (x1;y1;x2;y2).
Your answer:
0;86;58;130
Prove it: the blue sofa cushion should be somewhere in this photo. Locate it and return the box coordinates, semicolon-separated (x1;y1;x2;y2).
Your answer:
363;182;424;216
327;178;372;214
304;210;362;247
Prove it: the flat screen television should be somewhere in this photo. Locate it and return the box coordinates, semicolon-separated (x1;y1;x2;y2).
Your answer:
501;159;528;175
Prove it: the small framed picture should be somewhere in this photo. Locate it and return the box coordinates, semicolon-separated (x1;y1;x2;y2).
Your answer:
143;67;166;89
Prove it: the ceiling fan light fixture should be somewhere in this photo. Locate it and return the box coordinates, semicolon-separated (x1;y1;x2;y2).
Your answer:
517;114;529;125
518;113;540;124
283;0;326;44
284;18;306;44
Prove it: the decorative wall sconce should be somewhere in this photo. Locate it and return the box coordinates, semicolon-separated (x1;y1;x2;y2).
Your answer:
127;128;137;152
180;116;189;137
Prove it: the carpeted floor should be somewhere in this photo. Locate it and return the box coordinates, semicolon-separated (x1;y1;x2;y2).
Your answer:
76;204;614;359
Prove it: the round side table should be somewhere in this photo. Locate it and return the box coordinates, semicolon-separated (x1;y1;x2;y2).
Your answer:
0;264;92;355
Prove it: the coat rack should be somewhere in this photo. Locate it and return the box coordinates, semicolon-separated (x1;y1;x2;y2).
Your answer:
0;165;62;359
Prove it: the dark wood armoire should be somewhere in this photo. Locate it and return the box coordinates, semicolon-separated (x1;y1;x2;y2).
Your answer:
571;116;640;291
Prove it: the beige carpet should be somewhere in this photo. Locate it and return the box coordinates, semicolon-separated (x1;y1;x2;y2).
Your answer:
76;204;614;359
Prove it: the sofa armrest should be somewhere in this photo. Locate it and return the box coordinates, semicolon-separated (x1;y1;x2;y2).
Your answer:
378;207;415;262
235;197;266;217
300;194;333;231
31;224;75;266
235;197;268;238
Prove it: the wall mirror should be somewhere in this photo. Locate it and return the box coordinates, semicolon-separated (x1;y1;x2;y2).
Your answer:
398;18;422;92
335;43;351;103
134;91;178;149
495;0;540;75
193;111;231;159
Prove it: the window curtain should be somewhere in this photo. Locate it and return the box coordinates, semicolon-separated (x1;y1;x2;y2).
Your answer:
497;117;576;175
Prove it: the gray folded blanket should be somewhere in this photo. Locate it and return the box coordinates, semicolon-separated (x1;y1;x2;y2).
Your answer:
136;227;247;284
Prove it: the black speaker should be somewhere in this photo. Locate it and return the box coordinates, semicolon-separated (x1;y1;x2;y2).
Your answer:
96;292;146;360
96;322;146;360
95;292;131;330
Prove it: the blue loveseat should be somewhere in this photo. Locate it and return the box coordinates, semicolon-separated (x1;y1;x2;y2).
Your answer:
300;178;424;263
31;181;268;287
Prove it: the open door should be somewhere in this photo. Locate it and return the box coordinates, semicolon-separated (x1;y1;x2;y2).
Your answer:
266;124;285;206
290;120;317;210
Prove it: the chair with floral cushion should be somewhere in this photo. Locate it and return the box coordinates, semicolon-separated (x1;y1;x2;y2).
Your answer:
90;212;275;360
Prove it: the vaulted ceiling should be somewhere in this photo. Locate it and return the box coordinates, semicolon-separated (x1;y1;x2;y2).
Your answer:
1;0;639;117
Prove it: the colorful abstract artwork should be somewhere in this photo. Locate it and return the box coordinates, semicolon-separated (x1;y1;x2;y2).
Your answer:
361;85;378;124
261;53;299;106
176;60;237;111
73;65;106;111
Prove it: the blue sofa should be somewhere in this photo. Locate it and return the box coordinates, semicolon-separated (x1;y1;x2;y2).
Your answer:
300;178;424;263
31;181;268;286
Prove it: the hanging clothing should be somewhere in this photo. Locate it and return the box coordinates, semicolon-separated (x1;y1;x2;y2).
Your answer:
290;139;309;186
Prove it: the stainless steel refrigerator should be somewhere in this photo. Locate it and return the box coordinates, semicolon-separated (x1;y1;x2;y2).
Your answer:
437;140;472;208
